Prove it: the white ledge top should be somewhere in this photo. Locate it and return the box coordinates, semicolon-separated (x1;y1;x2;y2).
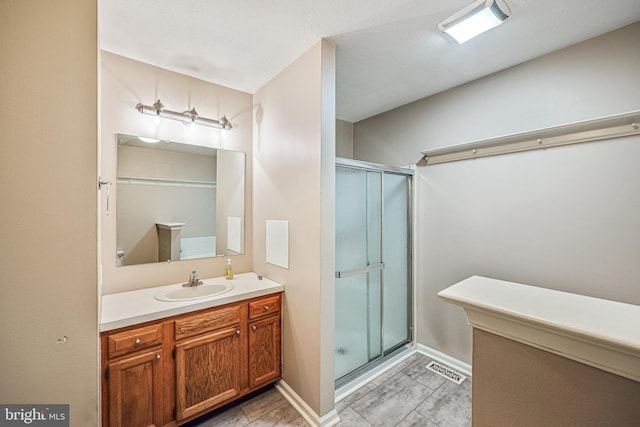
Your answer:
100;272;283;332
438;276;640;382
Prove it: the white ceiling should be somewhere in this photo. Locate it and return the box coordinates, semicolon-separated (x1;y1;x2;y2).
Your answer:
99;0;640;123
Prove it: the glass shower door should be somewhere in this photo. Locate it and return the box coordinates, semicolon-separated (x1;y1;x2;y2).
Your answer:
334;166;383;380
335;159;413;383
382;173;411;353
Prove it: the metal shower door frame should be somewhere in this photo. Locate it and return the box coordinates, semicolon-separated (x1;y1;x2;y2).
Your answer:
335;157;414;385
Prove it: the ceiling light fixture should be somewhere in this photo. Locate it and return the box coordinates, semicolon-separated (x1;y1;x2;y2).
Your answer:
135;99;232;130
438;0;510;44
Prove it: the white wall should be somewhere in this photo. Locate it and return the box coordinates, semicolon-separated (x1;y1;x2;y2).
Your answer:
253;40;336;420
100;52;253;294
353;23;640;363
0;1;99;425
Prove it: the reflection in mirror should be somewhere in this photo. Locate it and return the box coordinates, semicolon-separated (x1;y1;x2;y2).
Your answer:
116;134;245;267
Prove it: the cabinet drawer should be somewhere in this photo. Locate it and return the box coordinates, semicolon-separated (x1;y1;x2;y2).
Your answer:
107;324;163;359
175;305;241;341
249;294;281;320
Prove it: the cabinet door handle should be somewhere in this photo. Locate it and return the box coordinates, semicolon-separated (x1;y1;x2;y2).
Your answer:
156;354;161;360
235;329;241;335
134;338;141;346
251;325;257;331
264;305;269;311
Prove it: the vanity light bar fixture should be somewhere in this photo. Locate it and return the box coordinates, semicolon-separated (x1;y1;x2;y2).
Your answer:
135;99;232;130
438;0;510;44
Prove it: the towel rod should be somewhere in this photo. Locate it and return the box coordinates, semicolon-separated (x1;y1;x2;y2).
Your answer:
116;176;216;188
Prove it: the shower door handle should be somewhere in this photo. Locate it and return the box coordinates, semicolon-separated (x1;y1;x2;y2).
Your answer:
335;263;384;279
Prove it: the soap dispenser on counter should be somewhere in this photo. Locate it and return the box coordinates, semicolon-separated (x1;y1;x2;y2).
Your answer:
225;258;234;280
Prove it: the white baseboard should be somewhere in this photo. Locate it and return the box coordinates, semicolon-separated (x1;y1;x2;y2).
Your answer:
319;409;340;427
416;343;472;377
275;380;340;427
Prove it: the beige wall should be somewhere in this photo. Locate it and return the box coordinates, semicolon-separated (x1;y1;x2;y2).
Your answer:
100;52;253;294
353;23;640;364
253;40;336;418
0;1;99;425
336;119;354;158
472;329;640;426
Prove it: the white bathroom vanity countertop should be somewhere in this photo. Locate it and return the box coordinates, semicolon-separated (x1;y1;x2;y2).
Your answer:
100;272;283;332
438;276;640;382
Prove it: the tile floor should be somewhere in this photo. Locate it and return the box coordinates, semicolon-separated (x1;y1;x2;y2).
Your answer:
187;353;471;427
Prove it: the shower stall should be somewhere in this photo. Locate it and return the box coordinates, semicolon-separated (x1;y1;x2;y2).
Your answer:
335;158;413;385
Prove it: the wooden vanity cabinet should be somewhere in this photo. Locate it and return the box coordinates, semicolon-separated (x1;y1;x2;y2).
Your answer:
101;292;282;427
174;304;246;422
107;349;164;427
101;323;169;427
248;295;282;389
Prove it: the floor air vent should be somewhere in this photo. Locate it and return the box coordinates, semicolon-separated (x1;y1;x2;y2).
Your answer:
426;361;467;385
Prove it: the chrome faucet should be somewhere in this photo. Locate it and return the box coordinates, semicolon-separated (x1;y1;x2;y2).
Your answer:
183;270;204;287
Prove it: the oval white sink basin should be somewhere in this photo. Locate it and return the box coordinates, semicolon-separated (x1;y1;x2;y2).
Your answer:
155;283;234;302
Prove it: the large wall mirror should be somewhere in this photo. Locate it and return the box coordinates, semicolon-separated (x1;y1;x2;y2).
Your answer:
116;134;245;267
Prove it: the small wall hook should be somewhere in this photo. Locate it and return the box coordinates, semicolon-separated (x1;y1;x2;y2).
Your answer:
98;176;113;216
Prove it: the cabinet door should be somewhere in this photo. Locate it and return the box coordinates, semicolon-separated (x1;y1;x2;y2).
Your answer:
175;326;242;421
107;349;163;427
248;315;281;389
